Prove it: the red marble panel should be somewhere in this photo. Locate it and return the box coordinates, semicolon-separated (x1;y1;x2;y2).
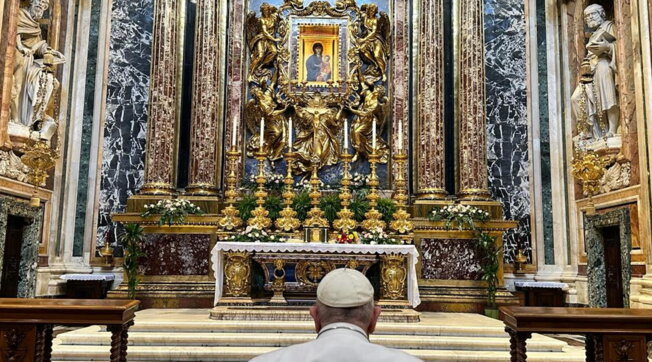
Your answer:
141;234;210;276
420;238;483;280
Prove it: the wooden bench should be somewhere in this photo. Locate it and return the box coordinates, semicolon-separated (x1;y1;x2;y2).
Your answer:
0;298;139;362
500;306;652;362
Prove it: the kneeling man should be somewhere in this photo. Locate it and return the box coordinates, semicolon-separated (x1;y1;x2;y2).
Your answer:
251;268;422;362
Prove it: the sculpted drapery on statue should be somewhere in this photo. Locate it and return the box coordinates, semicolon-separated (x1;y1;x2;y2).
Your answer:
571;4;619;144
243;0;392;173
10;0;64;141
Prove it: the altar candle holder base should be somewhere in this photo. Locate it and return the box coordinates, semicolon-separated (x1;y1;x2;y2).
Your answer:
361;152;386;231
389;151;414;235
303;160;329;230
248;152;272;230
269;259;288;305
219;148;243;231
275;152;301;232
333;152;357;233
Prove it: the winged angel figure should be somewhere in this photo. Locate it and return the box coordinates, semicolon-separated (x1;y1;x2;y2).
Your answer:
357;4;390;84
246;3;282;83
245;85;288;162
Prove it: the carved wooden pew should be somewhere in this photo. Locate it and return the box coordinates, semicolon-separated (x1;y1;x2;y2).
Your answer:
500;306;652;362
0;298;139;362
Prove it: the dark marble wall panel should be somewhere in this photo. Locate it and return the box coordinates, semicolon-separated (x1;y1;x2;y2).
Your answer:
96;0;154;248
141;234;210;275
420;239;483;280
484;0;530;264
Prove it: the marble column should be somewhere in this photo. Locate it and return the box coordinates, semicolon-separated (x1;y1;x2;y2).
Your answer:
457;0;491;200
186;0;222;195
0;0;18;150
140;0;180;195
415;0;446;200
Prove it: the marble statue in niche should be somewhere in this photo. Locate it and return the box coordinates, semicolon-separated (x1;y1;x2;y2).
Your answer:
571;4;619;150
9;0;64;142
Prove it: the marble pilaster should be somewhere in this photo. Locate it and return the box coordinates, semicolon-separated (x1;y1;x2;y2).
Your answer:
0;0;18;149
140;0;181;195
415;0;446;199
186;0;223;195
391;0;410;184
458;0;491;200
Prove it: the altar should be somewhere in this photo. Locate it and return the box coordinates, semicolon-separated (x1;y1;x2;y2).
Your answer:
211;242;420;308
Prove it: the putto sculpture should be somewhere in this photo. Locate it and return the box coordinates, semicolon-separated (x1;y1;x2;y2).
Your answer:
11;0;65;141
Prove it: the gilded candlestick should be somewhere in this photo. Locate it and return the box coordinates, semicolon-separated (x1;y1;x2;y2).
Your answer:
303;158;329;228
275;152;301;232
218;147;243;231
333;152;357;233
361;151;386;231
389;151;413;234
248;151;272;230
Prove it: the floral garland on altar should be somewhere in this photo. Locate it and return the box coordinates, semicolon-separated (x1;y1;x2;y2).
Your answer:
141;199;204;226
335;228;402;245
226;226;286;243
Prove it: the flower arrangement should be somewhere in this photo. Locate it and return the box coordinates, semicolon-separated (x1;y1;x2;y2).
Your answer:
350;172;372;189
358;228;401;245
429;204;489;230
141;199;203;226
245;172;286;191
429;203;500;311
336;232;357;244
225;226;284;243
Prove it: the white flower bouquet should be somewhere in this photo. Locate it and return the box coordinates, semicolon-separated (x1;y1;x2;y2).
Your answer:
358;227;402;245
141;199;203;226
429;204;490;230
226;226;284;243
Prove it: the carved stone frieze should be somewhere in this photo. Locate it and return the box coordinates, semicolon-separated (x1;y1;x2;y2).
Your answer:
140;0;180;195
415;0;445;199
458;0;490;199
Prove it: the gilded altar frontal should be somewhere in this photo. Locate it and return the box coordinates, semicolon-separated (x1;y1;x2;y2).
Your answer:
0;0;652;359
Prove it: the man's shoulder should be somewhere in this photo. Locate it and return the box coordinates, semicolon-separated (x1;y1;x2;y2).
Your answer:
249;341;313;362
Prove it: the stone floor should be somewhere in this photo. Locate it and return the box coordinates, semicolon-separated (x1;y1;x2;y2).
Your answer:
52;308;586;361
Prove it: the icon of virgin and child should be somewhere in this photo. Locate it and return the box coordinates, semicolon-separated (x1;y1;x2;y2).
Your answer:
305;43;332;82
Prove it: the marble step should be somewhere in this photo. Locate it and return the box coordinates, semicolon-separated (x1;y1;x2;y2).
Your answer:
54;329;569;352
51;345;585;362
128;320;508;337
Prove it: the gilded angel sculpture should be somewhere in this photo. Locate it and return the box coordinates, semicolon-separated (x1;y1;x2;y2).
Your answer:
358;4;390;83
11;0;65;141
350;86;389;163
245;85;288;162
293;93;343;172
246;3;281;83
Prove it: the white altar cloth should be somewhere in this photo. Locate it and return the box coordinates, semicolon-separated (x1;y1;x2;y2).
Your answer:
211;242;421;307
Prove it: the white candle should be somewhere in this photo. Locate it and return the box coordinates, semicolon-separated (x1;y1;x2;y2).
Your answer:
259;118;265;150
288;117;293;147
344;119;348;150
372;119;377;151
231;118;237;147
398;121;403;150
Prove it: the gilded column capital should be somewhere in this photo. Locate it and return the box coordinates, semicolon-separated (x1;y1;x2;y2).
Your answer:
141;0;181;195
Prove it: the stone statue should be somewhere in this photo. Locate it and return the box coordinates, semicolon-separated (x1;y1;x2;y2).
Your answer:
571;4;618;143
10;0;64;141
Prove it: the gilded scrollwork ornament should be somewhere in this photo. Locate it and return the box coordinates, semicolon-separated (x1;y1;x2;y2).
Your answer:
380;254;407;300
245;0;392;169
224;252;252;297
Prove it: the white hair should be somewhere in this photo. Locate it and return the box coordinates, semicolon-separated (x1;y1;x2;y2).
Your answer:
584;4;606;17
315;300;375;326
